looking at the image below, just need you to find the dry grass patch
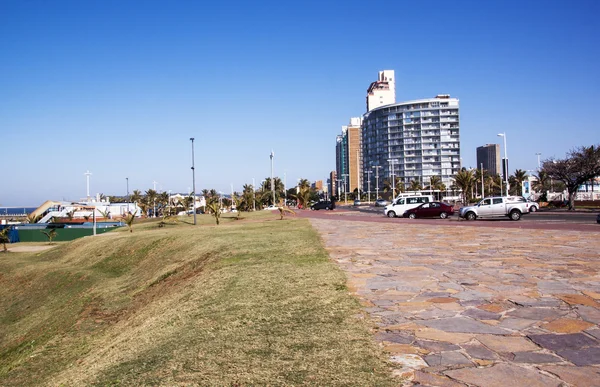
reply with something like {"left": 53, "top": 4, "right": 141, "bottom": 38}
{"left": 0, "top": 213, "right": 396, "bottom": 386}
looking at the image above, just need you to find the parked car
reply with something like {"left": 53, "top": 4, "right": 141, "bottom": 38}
{"left": 263, "top": 205, "right": 278, "bottom": 211}
{"left": 375, "top": 199, "right": 389, "bottom": 207}
{"left": 597, "top": 213, "right": 600, "bottom": 224}
{"left": 353, "top": 199, "right": 361, "bottom": 206}
{"left": 404, "top": 202, "right": 455, "bottom": 219}
{"left": 311, "top": 201, "right": 335, "bottom": 210}
{"left": 384, "top": 195, "right": 434, "bottom": 218}
{"left": 526, "top": 198, "right": 540, "bottom": 212}
{"left": 458, "top": 196, "right": 529, "bottom": 221}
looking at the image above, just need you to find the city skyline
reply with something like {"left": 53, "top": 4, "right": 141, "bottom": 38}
{"left": 1, "top": 1, "right": 599, "bottom": 206}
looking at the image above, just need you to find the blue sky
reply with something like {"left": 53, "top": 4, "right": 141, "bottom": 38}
{"left": 1, "top": 0, "right": 598, "bottom": 206}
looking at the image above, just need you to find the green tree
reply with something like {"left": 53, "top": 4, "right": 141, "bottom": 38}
{"left": 41, "top": 229, "right": 58, "bottom": 244}
{"left": 205, "top": 197, "right": 222, "bottom": 225}
{"left": 409, "top": 179, "right": 422, "bottom": 192}
{"left": 453, "top": 169, "right": 475, "bottom": 203}
{"left": 428, "top": 175, "right": 443, "bottom": 191}
{"left": 543, "top": 144, "right": 600, "bottom": 210}
{"left": 508, "top": 169, "right": 528, "bottom": 196}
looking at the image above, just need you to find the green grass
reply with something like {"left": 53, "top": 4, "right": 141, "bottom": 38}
{"left": 0, "top": 211, "right": 396, "bottom": 386}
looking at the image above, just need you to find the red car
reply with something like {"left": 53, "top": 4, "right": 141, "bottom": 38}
{"left": 403, "top": 202, "right": 454, "bottom": 219}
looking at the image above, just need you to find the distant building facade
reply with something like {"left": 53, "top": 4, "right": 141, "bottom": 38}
{"left": 335, "top": 117, "right": 362, "bottom": 193}
{"left": 366, "top": 70, "right": 395, "bottom": 112}
{"left": 361, "top": 95, "right": 460, "bottom": 191}
{"left": 329, "top": 171, "right": 337, "bottom": 198}
{"left": 476, "top": 144, "right": 501, "bottom": 176}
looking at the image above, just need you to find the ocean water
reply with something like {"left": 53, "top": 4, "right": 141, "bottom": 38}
{"left": 0, "top": 207, "right": 37, "bottom": 216}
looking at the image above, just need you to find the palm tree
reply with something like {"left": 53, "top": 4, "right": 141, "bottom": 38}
{"left": 124, "top": 212, "right": 135, "bottom": 232}
{"left": 41, "top": 229, "right": 58, "bottom": 244}
{"left": 130, "top": 190, "right": 142, "bottom": 205}
{"left": 510, "top": 169, "right": 528, "bottom": 196}
{"left": 453, "top": 169, "right": 475, "bottom": 203}
{"left": 429, "top": 175, "right": 443, "bottom": 191}
{"left": 409, "top": 179, "right": 422, "bottom": 192}
{"left": 145, "top": 189, "right": 158, "bottom": 217}
{"left": 157, "top": 191, "right": 169, "bottom": 217}
{"left": 294, "top": 178, "right": 312, "bottom": 209}
{"left": 205, "top": 197, "right": 221, "bottom": 225}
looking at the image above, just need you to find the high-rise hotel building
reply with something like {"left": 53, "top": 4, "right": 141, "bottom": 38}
{"left": 476, "top": 144, "right": 501, "bottom": 176}
{"left": 361, "top": 94, "right": 461, "bottom": 191}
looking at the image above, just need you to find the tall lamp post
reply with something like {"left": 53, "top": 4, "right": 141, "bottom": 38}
{"left": 497, "top": 133, "right": 508, "bottom": 196}
{"left": 388, "top": 159, "right": 397, "bottom": 197}
{"left": 190, "top": 137, "right": 197, "bottom": 225}
{"left": 366, "top": 170, "right": 373, "bottom": 203}
{"left": 84, "top": 170, "right": 92, "bottom": 201}
{"left": 356, "top": 149, "right": 361, "bottom": 200}
{"left": 126, "top": 177, "right": 129, "bottom": 213}
{"left": 372, "top": 166, "right": 382, "bottom": 200}
{"left": 252, "top": 177, "right": 256, "bottom": 211}
{"left": 270, "top": 151, "right": 275, "bottom": 206}
{"left": 342, "top": 174, "right": 349, "bottom": 204}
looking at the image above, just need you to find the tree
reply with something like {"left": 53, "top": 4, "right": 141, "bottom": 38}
{"left": 130, "top": 190, "right": 142, "bottom": 205}
{"left": 205, "top": 197, "right": 222, "bottom": 225}
{"left": 182, "top": 195, "right": 194, "bottom": 216}
{"left": 41, "top": 228, "right": 58, "bottom": 244}
{"left": 409, "top": 179, "right": 422, "bottom": 192}
{"left": 0, "top": 227, "right": 10, "bottom": 252}
{"left": 429, "top": 175, "right": 443, "bottom": 191}
{"left": 294, "top": 178, "right": 312, "bottom": 209}
{"left": 453, "top": 169, "right": 475, "bottom": 203}
{"left": 124, "top": 212, "right": 136, "bottom": 232}
{"left": 543, "top": 145, "right": 600, "bottom": 210}
{"left": 509, "top": 169, "right": 528, "bottom": 196}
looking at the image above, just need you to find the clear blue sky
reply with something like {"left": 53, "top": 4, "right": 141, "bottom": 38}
{"left": 1, "top": 0, "right": 598, "bottom": 206}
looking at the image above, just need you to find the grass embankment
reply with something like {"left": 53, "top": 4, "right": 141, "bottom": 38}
{"left": 0, "top": 212, "right": 395, "bottom": 386}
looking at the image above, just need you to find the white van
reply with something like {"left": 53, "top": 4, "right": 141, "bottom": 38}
{"left": 383, "top": 195, "right": 434, "bottom": 218}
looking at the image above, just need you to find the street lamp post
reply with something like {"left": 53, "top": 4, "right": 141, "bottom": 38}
{"left": 190, "top": 137, "right": 197, "bottom": 225}
{"left": 342, "top": 174, "right": 349, "bottom": 204}
{"left": 284, "top": 172, "right": 287, "bottom": 206}
{"left": 366, "top": 170, "right": 373, "bottom": 203}
{"left": 388, "top": 159, "right": 397, "bottom": 197}
{"left": 84, "top": 170, "right": 92, "bottom": 201}
{"left": 356, "top": 149, "right": 360, "bottom": 200}
{"left": 126, "top": 177, "right": 129, "bottom": 214}
{"left": 497, "top": 133, "right": 508, "bottom": 196}
{"left": 252, "top": 177, "right": 256, "bottom": 211}
{"left": 372, "top": 166, "right": 382, "bottom": 200}
{"left": 270, "top": 151, "right": 275, "bottom": 206}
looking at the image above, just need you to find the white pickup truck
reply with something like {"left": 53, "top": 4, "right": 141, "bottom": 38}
{"left": 458, "top": 196, "right": 530, "bottom": 221}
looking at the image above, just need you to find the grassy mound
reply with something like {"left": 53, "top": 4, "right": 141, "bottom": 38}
{"left": 0, "top": 213, "right": 395, "bottom": 386}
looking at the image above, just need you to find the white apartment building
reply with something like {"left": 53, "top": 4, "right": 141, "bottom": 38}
{"left": 366, "top": 70, "right": 395, "bottom": 112}
{"left": 361, "top": 94, "right": 461, "bottom": 191}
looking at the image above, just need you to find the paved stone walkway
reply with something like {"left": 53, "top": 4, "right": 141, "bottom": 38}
{"left": 310, "top": 218, "right": 600, "bottom": 386}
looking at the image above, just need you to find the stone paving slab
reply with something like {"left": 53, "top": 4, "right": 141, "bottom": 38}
{"left": 310, "top": 218, "right": 600, "bottom": 386}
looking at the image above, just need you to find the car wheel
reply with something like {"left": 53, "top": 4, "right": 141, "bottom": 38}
{"left": 387, "top": 211, "right": 396, "bottom": 218}
{"left": 466, "top": 212, "right": 476, "bottom": 221}
{"left": 510, "top": 210, "right": 521, "bottom": 221}
{"left": 529, "top": 206, "right": 537, "bottom": 213}
{"left": 439, "top": 212, "right": 448, "bottom": 219}
{"left": 408, "top": 213, "right": 416, "bottom": 219}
